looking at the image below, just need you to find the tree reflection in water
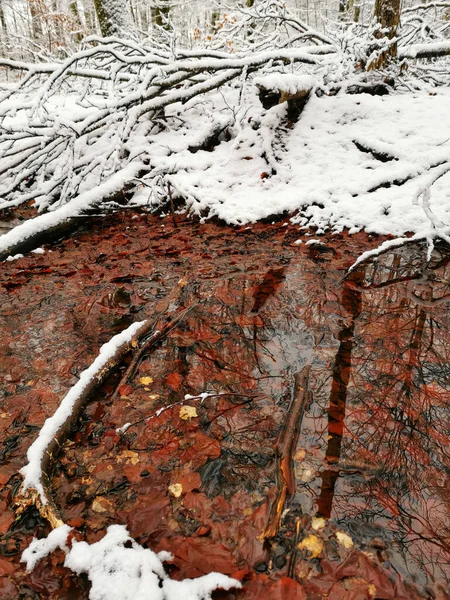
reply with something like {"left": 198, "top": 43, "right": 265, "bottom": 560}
{"left": 299, "top": 243, "right": 450, "bottom": 589}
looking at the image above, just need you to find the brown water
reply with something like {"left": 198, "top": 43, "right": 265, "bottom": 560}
{"left": 0, "top": 214, "right": 449, "bottom": 599}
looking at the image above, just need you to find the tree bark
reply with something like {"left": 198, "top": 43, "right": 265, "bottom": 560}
{"left": 69, "top": 0, "right": 85, "bottom": 42}
{"left": 0, "top": 0, "right": 7, "bottom": 38}
{"left": 371, "top": 0, "right": 401, "bottom": 68}
{"left": 28, "top": 0, "right": 44, "bottom": 41}
{"left": 93, "top": 0, "right": 135, "bottom": 38}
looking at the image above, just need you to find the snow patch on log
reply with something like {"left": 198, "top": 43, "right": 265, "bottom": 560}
{"left": 254, "top": 73, "right": 316, "bottom": 96}
{"left": 22, "top": 524, "right": 73, "bottom": 571}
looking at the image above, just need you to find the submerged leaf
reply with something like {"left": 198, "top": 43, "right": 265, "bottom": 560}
{"left": 180, "top": 406, "right": 198, "bottom": 420}
{"left": 297, "top": 535, "right": 323, "bottom": 559}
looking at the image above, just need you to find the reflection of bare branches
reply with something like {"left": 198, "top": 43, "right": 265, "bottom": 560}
{"left": 301, "top": 244, "right": 450, "bottom": 588}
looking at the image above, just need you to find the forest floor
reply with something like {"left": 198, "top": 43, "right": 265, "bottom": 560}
{"left": 1, "top": 211, "right": 450, "bottom": 599}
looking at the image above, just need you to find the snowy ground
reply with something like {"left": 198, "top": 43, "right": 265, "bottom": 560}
{"left": 139, "top": 86, "right": 450, "bottom": 236}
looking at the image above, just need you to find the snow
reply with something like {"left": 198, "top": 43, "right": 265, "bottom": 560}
{"left": 22, "top": 524, "right": 72, "bottom": 571}
{"left": 2, "top": 83, "right": 450, "bottom": 266}
{"left": 20, "top": 320, "right": 147, "bottom": 502}
{"left": 254, "top": 73, "right": 316, "bottom": 95}
{"left": 144, "top": 89, "right": 450, "bottom": 238}
{"left": 21, "top": 525, "right": 241, "bottom": 600}
{"left": 399, "top": 40, "right": 450, "bottom": 59}
{"left": 5, "top": 253, "right": 24, "bottom": 261}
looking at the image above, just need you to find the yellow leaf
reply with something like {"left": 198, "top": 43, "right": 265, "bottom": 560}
{"left": 117, "top": 450, "right": 139, "bottom": 465}
{"left": 311, "top": 517, "right": 326, "bottom": 531}
{"left": 180, "top": 405, "right": 198, "bottom": 420}
{"left": 293, "top": 448, "right": 306, "bottom": 461}
{"left": 140, "top": 376, "right": 153, "bottom": 386}
{"left": 92, "top": 496, "right": 113, "bottom": 514}
{"left": 336, "top": 531, "right": 353, "bottom": 548}
{"left": 297, "top": 534, "right": 323, "bottom": 559}
{"left": 168, "top": 483, "right": 183, "bottom": 498}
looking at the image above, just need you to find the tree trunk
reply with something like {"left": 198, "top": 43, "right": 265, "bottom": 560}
{"left": 339, "top": 0, "right": 348, "bottom": 20}
{"left": 69, "top": 0, "right": 85, "bottom": 42}
{"left": 374, "top": 0, "right": 401, "bottom": 35}
{"left": 0, "top": 0, "right": 7, "bottom": 39}
{"left": 371, "top": 0, "right": 401, "bottom": 69}
{"left": 152, "top": 1, "right": 171, "bottom": 32}
{"left": 93, "top": 0, "right": 135, "bottom": 38}
{"left": 29, "top": 0, "right": 44, "bottom": 41}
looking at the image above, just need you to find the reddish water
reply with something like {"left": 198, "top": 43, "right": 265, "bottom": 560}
{"left": 0, "top": 213, "right": 449, "bottom": 599}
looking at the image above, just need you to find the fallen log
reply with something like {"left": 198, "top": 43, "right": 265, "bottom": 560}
{"left": 254, "top": 74, "right": 315, "bottom": 119}
{"left": 0, "top": 162, "right": 145, "bottom": 261}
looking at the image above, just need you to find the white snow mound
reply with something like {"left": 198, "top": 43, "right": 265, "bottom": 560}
{"left": 22, "top": 525, "right": 241, "bottom": 600}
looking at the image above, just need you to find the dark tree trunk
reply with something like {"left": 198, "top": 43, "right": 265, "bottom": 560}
{"left": 152, "top": 1, "right": 171, "bottom": 31}
{"left": 29, "top": 0, "right": 44, "bottom": 41}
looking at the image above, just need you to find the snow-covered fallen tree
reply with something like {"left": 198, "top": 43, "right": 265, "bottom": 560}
{"left": 1, "top": 0, "right": 450, "bottom": 262}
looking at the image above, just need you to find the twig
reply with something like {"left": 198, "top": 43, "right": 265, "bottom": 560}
{"left": 261, "top": 365, "right": 311, "bottom": 540}
{"left": 167, "top": 181, "right": 178, "bottom": 228}
{"left": 110, "top": 303, "right": 195, "bottom": 405}
{"left": 117, "top": 392, "right": 262, "bottom": 434}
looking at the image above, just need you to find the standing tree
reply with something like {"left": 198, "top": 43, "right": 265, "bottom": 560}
{"left": 371, "top": 0, "right": 401, "bottom": 68}
{"left": 152, "top": 0, "right": 172, "bottom": 32}
{"left": 93, "top": 0, "right": 135, "bottom": 37}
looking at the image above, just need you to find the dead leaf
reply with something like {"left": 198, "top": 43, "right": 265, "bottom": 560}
{"left": 140, "top": 376, "right": 153, "bottom": 386}
{"left": 336, "top": 530, "right": 353, "bottom": 548}
{"left": 92, "top": 496, "right": 114, "bottom": 514}
{"left": 166, "top": 372, "right": 183, "bottom": 391}
{"left": 368, "top": 584, "right": 377, "bottom": 598}
{"left": 180, "top": 405, "right": 198, "bottom": 420}
{"left": 117, "top": 450, "right": 139, "bottom": 465}
{"left": 293, "top": 448, "right": 306, "bottom": 461}
{"left": 311, "top": 517, "right": 326, "bottom": 531}
{"left": 169, "top": 483, "right": 183, "bottom": 498}
{"left": 297, "top": 534, "right": 323, "bottom": 559}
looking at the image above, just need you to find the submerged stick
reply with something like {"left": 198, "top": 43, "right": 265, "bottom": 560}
{"left": 261, "top": 365, "right": 311, "bottom": 540}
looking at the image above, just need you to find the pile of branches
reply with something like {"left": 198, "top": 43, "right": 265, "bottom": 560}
{"left": 0, "top": 32, "right": 330, "bottom": 259}
{"left": 1, "top": 0, "right": 450, "bottom": 260}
